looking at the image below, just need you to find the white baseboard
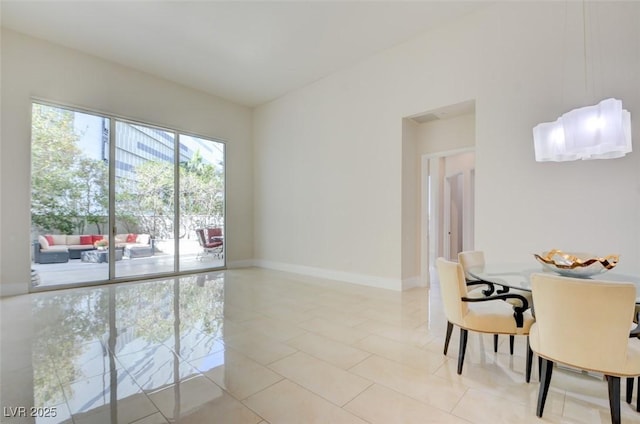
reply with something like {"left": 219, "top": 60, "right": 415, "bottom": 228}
{"left": 402, "top": 276, "right": 424, "bottom": 290}
{"left": 231, "top": 259, "right": 422, "bottom": 291}
{"left": 254, "top": 259, "right": 403, "bottom": 291}
{"left": 1, "top": 281, "right": 28, "bottom": 297}
{"left": 226, "top": 259, "right": 257, "bottom": 269}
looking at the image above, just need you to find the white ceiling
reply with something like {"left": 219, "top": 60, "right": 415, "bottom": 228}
{"left": 1, "top": 1, "right": 489, "bottom": 107}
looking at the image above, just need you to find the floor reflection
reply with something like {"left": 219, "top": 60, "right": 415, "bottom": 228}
{"left": 7, "top": 272, "right": 226, "bottom": 424}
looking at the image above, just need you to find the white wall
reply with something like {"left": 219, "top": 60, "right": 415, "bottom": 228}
{"left": 0, "top": 29, "right": 254, "bottom": 296}
{"left": 253, "top": 1, "right": 640, "bottom": 289}
{"left": 475, "top": 2, "right": 640, "bottom": 271}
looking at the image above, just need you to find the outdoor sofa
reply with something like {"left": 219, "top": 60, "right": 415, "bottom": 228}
{"left": 34, "top": 233, "right": 154, "bottom": 264}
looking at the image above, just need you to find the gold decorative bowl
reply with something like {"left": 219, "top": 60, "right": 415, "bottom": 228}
{"left": 534, "top": 249, "right": 619, "bottom": 278}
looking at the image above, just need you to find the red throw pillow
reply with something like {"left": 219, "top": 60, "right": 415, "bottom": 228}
{"left": 92, "top": 235, "right": 104, "bottom": 243}
{"left": 45, "top": 235, "right": 55, "bottom": 245}
{"left": 126, "top": 233, "right": 137, "bottom": 243}
{"left": 80, "top": 235, "right": 93, "bottom": 245}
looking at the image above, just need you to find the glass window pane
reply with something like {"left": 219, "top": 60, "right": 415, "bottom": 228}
{"left": 31, "top": 103, "right": 110, "bottom": 287}
{"left": 30, "top": 103, "right": 226, "bottom": 291}
{"left": 115, "top": 121, "right": 175, "bottom": 278}
{"left": 178, "top": 134, "right": 225, "bottom": 271}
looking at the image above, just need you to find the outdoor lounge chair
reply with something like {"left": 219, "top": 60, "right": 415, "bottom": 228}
{"left": 195, "top": 228, "right": 223, "bottom": 260}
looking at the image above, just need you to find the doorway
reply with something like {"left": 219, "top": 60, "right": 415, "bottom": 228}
{"left": 403, "top": 99, "right": 476, "bottom": 288}
{"left": 422, "top": 150, "right": 476, "bottom": 285}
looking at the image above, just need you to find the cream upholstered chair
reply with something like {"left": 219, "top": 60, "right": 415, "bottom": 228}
{"left": 436, "top": 258, "right": 535, "bottom": 380}
{"left": 454, "top": 250, "right": 503, "bottom": 355}
{"left": 458, "top": 250, "right": 534, "bottom": 355}
{"left": 530, "top": 273, "right": 640, "bottom": 424}
{"left": 458, "top": 250, "right": 492, "bottom": 289}
{"left": 626, "top": 311, "right": 640, "bottom": 411}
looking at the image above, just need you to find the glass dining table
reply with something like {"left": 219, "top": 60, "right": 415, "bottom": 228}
{"left": 467, "top": 263, "right": 640, "bottom": 304}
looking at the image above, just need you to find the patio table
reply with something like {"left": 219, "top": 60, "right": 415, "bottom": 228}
{"left": 80, "top": 248, "right": 124, "bottom": 263}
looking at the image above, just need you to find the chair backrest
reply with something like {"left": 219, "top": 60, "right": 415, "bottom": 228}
{"left": 207, "top": 227, "right": 222, "bottom": 238}
{"left": 530, "top": 273, "right": 636, "bottom": 373}
{"left": 436, "top": 258, "right": 470, "bottom": 327}
{"left": 195, "top": 229, "right": 207, "bottom": 247}
{"left": 458, "top": 251, "right": 485, "bottom": 281}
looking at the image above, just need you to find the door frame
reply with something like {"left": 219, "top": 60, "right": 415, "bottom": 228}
{"left": 420, "top": 147, "right": 475, "bottom": 287}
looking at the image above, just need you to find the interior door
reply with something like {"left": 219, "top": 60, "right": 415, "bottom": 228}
{"left": 448, "top": 173, "right": 464, "bottom": 259}
{"left": 444, "top": 172, "right": 463, "bottom": 260}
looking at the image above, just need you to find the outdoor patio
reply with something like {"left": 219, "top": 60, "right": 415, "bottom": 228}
{"left": 32, "top": 239, "right": 224, "bottom": 288}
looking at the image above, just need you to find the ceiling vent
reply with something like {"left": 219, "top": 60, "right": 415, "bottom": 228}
{"left": 409, "top": 100, "right": 476, "bottom": 124}
{"left": 411, "top": 113, "right": 440, "bottom": 124}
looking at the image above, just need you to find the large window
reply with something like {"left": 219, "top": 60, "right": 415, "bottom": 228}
{"left": 30, "top": 102, "right": 225, "bottom": 289}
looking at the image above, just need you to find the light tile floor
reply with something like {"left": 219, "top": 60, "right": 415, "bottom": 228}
{"left": 2, "top": 267, "right": 640, "bottom": 423}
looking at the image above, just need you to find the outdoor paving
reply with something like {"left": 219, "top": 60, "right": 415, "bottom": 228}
{"left": 32, "top": 252, "right": 224, "bottom": 288}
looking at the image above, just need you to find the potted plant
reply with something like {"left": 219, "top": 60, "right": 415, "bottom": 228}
{"left": 94, "top": 239, "right": 108, "bottom": 250}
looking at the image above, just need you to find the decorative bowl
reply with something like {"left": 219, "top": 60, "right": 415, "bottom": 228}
{"left": 533, "top": 249, "right": 619, "bottom": 278}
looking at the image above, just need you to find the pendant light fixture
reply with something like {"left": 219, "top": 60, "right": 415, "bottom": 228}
{"left": 534, "top": 98, "right": 632, "bottom": 161}
{"left": 533, "top": 3, "right": 632, "bottom": 162}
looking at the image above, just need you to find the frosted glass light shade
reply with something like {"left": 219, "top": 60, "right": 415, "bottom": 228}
{"left": 533, "top": 117, "right": 573, "bottom": 161}
{"left": 533, "top": 98, "right": 632, "bottom": 162}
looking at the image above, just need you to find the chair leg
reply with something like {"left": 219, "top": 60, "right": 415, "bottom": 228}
{"left": 493, "top": 334, "right": 498, "bottom": 353}
{"left": 627, "top": 377, "right": 634, "bottom": 404}
{"left": 607, "top": 375, "right": 621, "bottom": 424}
{"left": 444, "top": 321, "right": 454, "bottom": 355}
{"left": 457, "top": 328, "right": 468, "bottom": 375}
{"left": 538, "top": 356, "right": 542, "bottom": 381}
{"left": 525, "top": 337, "right": 533, "bottom": 383}
{"left": 537, "top": 358, "right": 554, "bottom": 418}
{"left": 509, "top": 335, "right": 514, "bottom": 355}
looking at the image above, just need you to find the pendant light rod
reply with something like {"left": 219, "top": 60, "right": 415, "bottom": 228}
{"left": 582, "top": 0, "right": 588, "bottom": 95}
{"left": 532, "top": 3, "right": 633, "bottom": 162}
